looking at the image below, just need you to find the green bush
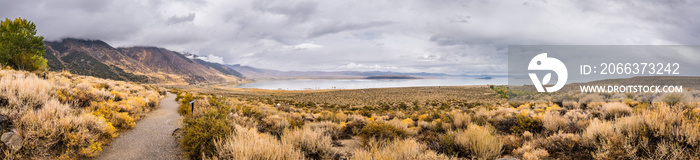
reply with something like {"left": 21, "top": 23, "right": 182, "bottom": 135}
{"left": 177, "top": 93, "right": 194, "bottom": 115}
{"left": 437, "top": 133, "right": 460, "bottom": 157}
{"left": 181, "top": 106, "right": 232, "bottom": 159}
{"left": 0, "top": 18, "right": 47, "bottom": 71}
{"left": 511, "top": 113, "right": 544, "bottom": 134}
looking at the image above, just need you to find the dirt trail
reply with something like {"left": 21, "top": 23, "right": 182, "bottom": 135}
{"left": 93, "top": 92, "right": 182, "bottom": 160}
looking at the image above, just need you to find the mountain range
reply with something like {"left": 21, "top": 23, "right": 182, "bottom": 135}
{"left": 42, "top": 38, "right": 497, "bottom": 84}
{"left": 43, "top": 38, "right": 241, "bottom": 84}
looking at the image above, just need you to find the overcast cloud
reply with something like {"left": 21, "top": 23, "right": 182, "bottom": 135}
{"left": 1, "top": 0, "right": 699, "bottom": 74}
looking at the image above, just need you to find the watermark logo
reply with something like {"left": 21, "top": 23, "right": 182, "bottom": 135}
{"left": 528, "top": 53, "right": 568, "bottom": 92}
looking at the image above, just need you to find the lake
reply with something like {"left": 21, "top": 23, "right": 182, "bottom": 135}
{"left": 233, "top": 78, "right": 506, "bottom": 90}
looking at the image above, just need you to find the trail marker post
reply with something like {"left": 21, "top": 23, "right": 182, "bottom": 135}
{"left": 189, "top": 100, "right": 196, "bottom": 114}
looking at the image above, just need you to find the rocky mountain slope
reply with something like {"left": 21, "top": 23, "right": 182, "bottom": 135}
{"left": 43, "top": 38, "right": 240, "bottom": 84}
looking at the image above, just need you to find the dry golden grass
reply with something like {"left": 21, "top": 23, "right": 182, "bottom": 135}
{"left": 352, "top": 138, "right": 451, "bottom": 160}
{"left": 543, "top": 111, "right": 568, "bottom": 133}
{"left": 281, "top": 126, "right": 334, "bottom": 159}
{"left": 0, "top": 68, "right": 163, "bottom": 159}
{"left": 212, "top": 125, "right": 304, "bottom": 160}
{"left": 513, "top": 144, "right": 549, "bottom": 160}
{"left": 453, "top": 124, "right": 503, "bottom": 159}
{"left": 601, "top": 102, "right": 632, "bottom": 119}
{"left": 450, "top": 110, "right": 471, "bottom": 130}
{"left": 304, "top": 121, "right": 343, "bottom": 140}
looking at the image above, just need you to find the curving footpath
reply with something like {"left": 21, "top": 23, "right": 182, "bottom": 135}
{"left": 93, "top": 92, "right": 182, "bottom": 160}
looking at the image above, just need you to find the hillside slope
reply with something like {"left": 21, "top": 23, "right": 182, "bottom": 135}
{"left": 43, "top": 38, "right": 240, "bottom": 84}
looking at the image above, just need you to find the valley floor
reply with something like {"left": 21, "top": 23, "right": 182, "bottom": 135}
{"left": 168, "top": 85, "right": 700, "bottom": 159}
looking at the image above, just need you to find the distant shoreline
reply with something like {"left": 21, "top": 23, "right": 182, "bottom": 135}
{"left": 364, "top": 75, "right": 421, "bottom": 79}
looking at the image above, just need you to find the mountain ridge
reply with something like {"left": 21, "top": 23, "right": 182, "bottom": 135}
{"left": 43, "top": 38, "right": 240, "bottom": 84}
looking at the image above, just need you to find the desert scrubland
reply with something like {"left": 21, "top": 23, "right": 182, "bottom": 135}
{"left": 172, "top": 85, "right": 700, "bottom": 159}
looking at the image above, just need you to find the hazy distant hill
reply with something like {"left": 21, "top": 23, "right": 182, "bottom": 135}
{"left": 227, "top": 64, "right": 494, "bottom": 79}
{"left": 365, "top": 75, "right": 421, "bottom": 79}
{"left": 44, "top": 38, "right": 240, "bottom": 84}
{"left": 226, "top": 64, "right": 367, "bottom": 79}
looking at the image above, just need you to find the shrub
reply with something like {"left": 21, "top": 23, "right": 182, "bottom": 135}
{"left": 513, "top": 145, "right": 549, "bottom": 160}
{"left": 341, "top": 118, "right": 366, "bottom": 138}
{"left": 347, "top": 114, "right": 366, "bottom": 122}
{"left": 562, "top": 110, "right": 590, "bottom": 133}
{"left": 511, "top": 112, "right": 543, "bottom": 134}
{"left": 453, "top": 124, "right": 503, "bottom": 159}
{"left": 451, "top": 110, "right": 471, "bottom": 130}
{"left": 213, "top": 125, "right": 304, "bottom": 159}
{"left": 582, "top": 118, "right": 614, "bottom": 145}
{"left": 18, "top": 101, "right": 116, "bottom": 158}
{"left": 435, "top": 132, "right": 460, "bottom": 156}
{"left": 662, "top": 94, "right": 682, "bottom": 106}
{"left": 73, "top": 88, "right": 96, "bottom": 108}
{"left": 387, "top": 117, "right": 417, "bottom": 136}
{"left": 474, "top": 107, "right": 518, "bottom": 133}
{"left": 580, "top": 94, "right": 605, "bottom": 108}
{"left": 601, "top": 102, "right": 632, "bottom": 120}
{"left": 562, "top": 100, "right": 580, "bottom": 109}
{"left": 111, "top": 112, "right": 135, "bottom": 129}
{"left": 0, "top": 72, "right": 52, "bottom": 109}
{"left": 352, "top": 138, "right": 451, "bottom": 160}
{"left": 304, "top": 121, "right": 342, "bottom": 140}
{"left": 417, "top": 120, "right": 433, "bottom": 132}
{"left": 260, "top": 115, "right": 290, "bottom": 136}
{"left": 281, "top": 127, "right": 333, "bottom": 159}
{"left": 359, "top": 122, "right": 407, "bottom": 145}
{"left": 177, "top": 93, "right": 195, "bottom": 115}
{"left": 334, "top": 112, "right": 348, "bottom": 123}
{"left": 542, "top": 132, "right": 587, "bottom": 159}
{"left": 543, "top": 111, "right": 568, "bottom": 133}
{"left": 181, "top": 106, "right": 233, "bottom": 159}
{"left": 501, "top": 134, "right": 523, "bottom": 155}
{"left": 401, "top": 118, "right": 415, "bottom": 127}
{"left": 490, "top": 85, "right": 509, "bottom": 99}
{"left": 288, "top": 117, "right": 305, "bottom": 129}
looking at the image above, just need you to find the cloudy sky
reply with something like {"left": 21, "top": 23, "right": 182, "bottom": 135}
{"left": 1, "top": 0, "right": 698, "bottom": 75}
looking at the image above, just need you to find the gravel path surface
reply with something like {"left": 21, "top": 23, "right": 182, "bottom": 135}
{"left": 93, "top": 92, "right": 182, "bottom": 160}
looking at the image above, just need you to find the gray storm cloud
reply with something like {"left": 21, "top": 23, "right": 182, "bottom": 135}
{"left": 167, "top": 13, "right": 196, "bottom": 24}
{"left": 1, "top": 0, "right": 699, "bottom": 74}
